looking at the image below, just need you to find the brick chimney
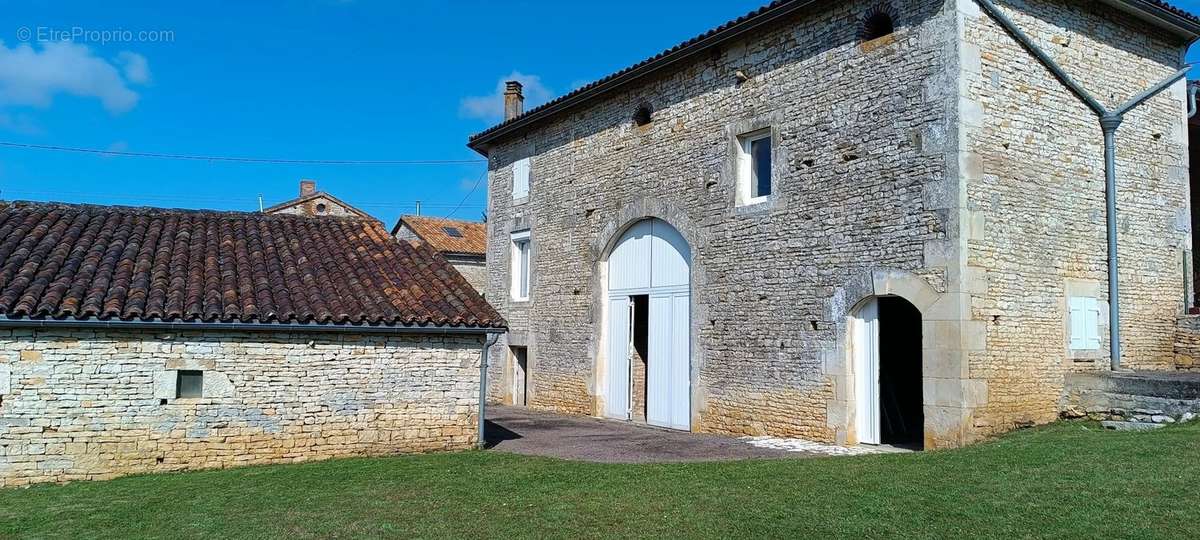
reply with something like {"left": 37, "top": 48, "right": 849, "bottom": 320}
{"left": 300, "top": 179, "right": 316, "bottom": 197}
{"left": 503, "top": 81, "right": 524, "bottom": 121}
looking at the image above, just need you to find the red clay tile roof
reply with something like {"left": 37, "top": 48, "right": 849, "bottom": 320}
{"left": 394, "top": 215, "right": 486, "bottom": 257}
{"left": 0, "top": 201, "right": 503, "bottom": 329}
{"left": 467, "top": 0, "right": 1200, "bottom": 152}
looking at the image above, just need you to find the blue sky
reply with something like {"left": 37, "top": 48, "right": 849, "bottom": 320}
{"left": 1, "top": 0, "right": 1199, "bottom": 228}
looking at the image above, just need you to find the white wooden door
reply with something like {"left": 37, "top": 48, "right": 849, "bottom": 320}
{"left": 606, "top": 296, "right": 632, "bottom": 420}
{"left": 511, "top": 348, "right": 527, "bottom": 406}
{"left": 854, "top": 298, "right": 881, "bottom": 445}
{"left": 606, "top": 218, "right": 691, "bottom": 429}
{"left": 647, "top": 291, "right": 690, "bottom": 430}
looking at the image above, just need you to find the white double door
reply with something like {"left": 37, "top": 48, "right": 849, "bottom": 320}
{"left": 606, "top": 291, "right": 690, "bottom": 430}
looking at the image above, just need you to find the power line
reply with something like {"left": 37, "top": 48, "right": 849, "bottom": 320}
{"left": 0, "top": 141, "right": 486, "bottom": 166}
{"left": 445, "top": 169, "right": 487, "bottom": 219}
{"left": 2, "top": 189, "right": 485, "bottom": 209}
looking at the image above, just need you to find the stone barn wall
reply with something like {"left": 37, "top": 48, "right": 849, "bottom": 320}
{"left": 1175, "top": 315, "right": 1200, "bottom": 372}
{"left": 962, "top": 0, "right": 1191, "bottom": 435}
{"left": 0, "top": 328, "right": 483, "bottom": 487}
{"left": 484, "top": 0, "right": 962, "bottom": 444}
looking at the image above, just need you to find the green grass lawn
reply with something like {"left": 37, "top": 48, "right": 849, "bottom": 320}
{"left": 2, "top": 421, "right": 1198, "bottom": 539}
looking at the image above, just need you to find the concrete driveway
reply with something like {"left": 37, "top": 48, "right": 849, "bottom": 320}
{"left": 484, "top": 405, "right": 799, "bottom": 463}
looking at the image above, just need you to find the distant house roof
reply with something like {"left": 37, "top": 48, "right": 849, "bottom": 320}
{"left": 263, "top": 179, "right": 376, "bottom": 221}
{"left": 392, "top": 215, "right": 487, "bottom": 258}
{"left": 466, "top": 0, "right": 1200, "bottom": 154}
{"left": 0, "top": 202, "right": 503, "bottom": 330}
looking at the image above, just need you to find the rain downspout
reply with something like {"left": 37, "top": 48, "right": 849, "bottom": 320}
{"left": 973, "top": 0, "right": 1194, "bottom": 371}
{"left": 478, "top": 332, "right": 500, "bottom": 449}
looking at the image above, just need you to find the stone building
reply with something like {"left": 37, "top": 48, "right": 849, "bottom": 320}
{"left": 393, "top": 215, "right": 488, "bottom": 294}
{"left": 0, "top": 202, "right": 503, "bottom": 486}
{"left": 264, "top": 179, "right": 375, "bottom": 220}
{"left": 468, "top": 0, "right": 1200, "bottom": 449}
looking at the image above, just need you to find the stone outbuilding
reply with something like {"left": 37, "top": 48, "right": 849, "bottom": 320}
{"left": 0, "top": 201, "right": 504, "bottom": 486}
{"left": 468, "top": 0, "right": 1200, "bottom": 449}
{"left": 393, "top": 215, "right": 488, "bottom": 295}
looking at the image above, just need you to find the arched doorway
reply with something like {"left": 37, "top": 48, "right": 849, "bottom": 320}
{"left": 603, "top": 218, "right": 691, "bottom": 430}
{"left": 853, "top": 295, "right": 924, "bottom": 448}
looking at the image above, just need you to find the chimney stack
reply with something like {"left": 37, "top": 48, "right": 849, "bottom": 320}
{"left": 300, "top": 179, "right": 316, "bottom": 197}
{"left": 503, "top": 81, "right": 524, "bottom": 121}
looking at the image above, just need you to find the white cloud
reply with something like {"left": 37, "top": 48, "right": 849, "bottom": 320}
{"left": 459, "top": 71, "right": 553, "bottom": 121}
{"left": 0, "top": 40, "right": 149, "bottom": 114}
{"left": 116, "top": 51, "right": 151, "bottom": 85}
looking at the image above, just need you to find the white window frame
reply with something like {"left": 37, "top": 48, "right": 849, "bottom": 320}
{"left": 512, "top": 157, "right": 531, "bottom": 201}
{"left": 736, "top": 128, "right": 773, "bottom": 206}
{"left": 1068, "top": 296, "right": 1101, "bottom": 351}
{"left": 510, "top": 230, "right": 531, "bottom": 301}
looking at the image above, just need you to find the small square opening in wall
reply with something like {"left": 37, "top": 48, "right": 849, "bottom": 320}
{"left": 736, "top": 128, "right": 772, "bottom": 205}
{"left": 176, "top": 370, "right": 203, "bottom": 398}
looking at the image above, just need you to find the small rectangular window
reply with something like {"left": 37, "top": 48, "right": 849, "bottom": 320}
{"left": 511, "top": 231, "right": 531, "bottom": 301}
{"left": 177, "top": 370, "right": 203, "bottom": 398}
{"left": 737, "top": 129, "right": 772, "bottom": 205}
{"left": 1068, "top": 297, "right": 1101, "bottom": 351}
{"left": 512, "top": 158, "right": 531, "bottom": 200}
{"left": 443, "top": 226, "right": 463, "bottom": 238}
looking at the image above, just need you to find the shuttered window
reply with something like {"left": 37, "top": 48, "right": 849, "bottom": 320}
{"left": 1069, "top": 297, "right": 1101, "bottom": 350}
{"left": 512, "top": 158, "right": 531, "bottom": 200}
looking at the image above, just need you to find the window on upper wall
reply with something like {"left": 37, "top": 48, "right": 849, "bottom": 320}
{"left": 736, "top": 128, "right": 773, "bottom": 206}
{"left": 512, "top": 157, "right": 531, "bottom": 200}
{"left": 1068, "top": 297, "right": 1101, "bottom": 351}
{"left": 511, "top": 231, "right": 531, "bottom": 301}
{"left": 176, "top": 370, "right": 204, "bottom": 398}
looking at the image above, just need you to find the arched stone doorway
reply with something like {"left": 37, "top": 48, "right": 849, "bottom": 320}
{"left": 602, "top": 218, "right": 692, "bottom": 430}
{"left": 852, "top": 295, "right": 924, "bottom": 448}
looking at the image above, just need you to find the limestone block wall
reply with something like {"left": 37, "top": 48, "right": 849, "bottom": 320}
{"left": 0, "top": 328, "right": 483, "bottom": 487}
{"left": 1175, "top": 315, "right": 1200, "bottom": 372}
{"left": 962, "top": 0, "right": 1191, "bottom": 434}
{"left": 447, "top": 257, "right": 488, "bottom": 296}
{"left": 485, "top": 0, "right": 959, "bottom": 443}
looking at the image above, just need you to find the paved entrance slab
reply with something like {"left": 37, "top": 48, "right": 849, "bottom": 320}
{"left": 485, "top": 405, "right": 884, "bottom": 463}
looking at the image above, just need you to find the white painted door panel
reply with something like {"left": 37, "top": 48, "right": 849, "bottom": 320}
{"left": 609, "top": 220, "right": 653, "bottom": 292}
{"left": 606, "top": 297, "right": 631, "bottom": 420}
{"left": 854, "top": 299, "right": 880, "bottom": 445}
{"left": 647, "top": 292, "right": 690, "bottom": 430}
{"left": 649, "top": 221, "right": 691, "bottom": 289}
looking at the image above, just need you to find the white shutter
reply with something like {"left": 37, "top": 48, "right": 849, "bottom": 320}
{"left": 1068, "top": 297, "right": 1087, "bottom": 350}
{"left": 512, "top": 158, "right": 530, "bottom": 199}
{"left": 1083, "top": 298, "right": 1101, "bottom": 350}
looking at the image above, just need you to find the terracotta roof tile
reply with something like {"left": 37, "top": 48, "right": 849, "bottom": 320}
{"left": 0, "top": 201, "right": 504, "bottom": 329}
{"left": 395, "top": 215, "right": 486, "bottom": 257}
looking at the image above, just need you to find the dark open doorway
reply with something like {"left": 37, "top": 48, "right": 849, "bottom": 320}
{"left": 878, "top": 296, "right": 924, "bottom": 448}
{"left": 630, "top": 295, "right": 649, "bottom": 422}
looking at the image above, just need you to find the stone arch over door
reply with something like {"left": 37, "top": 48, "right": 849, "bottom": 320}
{"left": 589, "top": 198, "right": 704, "bottom": 430}
{"left": 826, "top": 269, "right": 985, "bottom": 449}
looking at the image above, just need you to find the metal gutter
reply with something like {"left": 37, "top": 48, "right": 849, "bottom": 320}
{"left": 0, "top": 316, "right": 505, "bottom": 335}
{"left": 974, "top": 0, "right": 1196, "bottom": 371}
{"left": 1099, "top": 0, "right": 1200, "bottom": 40}
{"left": 477, "top": 332, "right": 500, "bottom": 449}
